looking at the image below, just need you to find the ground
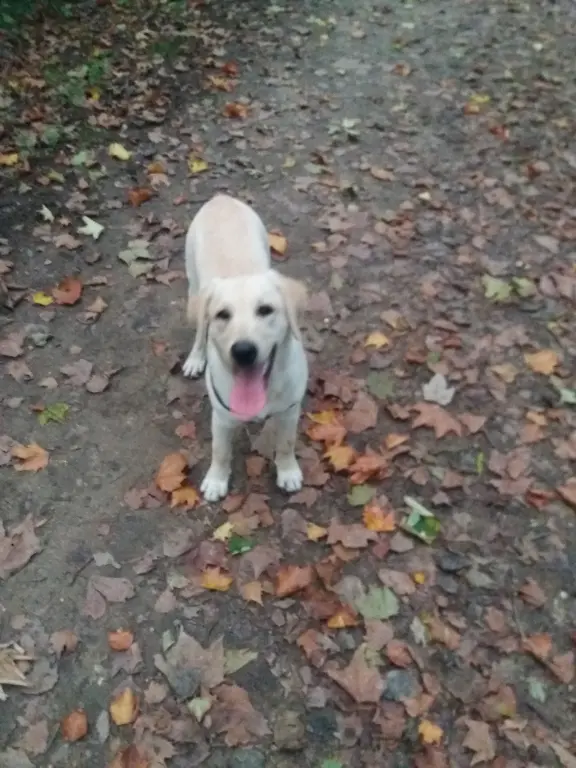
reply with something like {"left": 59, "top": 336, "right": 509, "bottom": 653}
{"left": 1, "top": 0, "right": 576, "bottom": 766}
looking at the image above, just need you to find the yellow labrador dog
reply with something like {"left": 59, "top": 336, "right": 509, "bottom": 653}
{"left": 183, "top": 195, "right": 308, "bottom": 501}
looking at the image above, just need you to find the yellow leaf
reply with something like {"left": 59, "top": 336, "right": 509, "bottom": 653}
{"left": 307, "top": 410, "right": 340, "bottom": 425}
{"left": 418, "top": 719, "right": 443, "bottom": 745}
{"left": 268, "top": 232, "right": 287, "bottom": 255}
{"left": 282, "top": 156, "right": 296, "bottom": 168}
{"left": 524, "top": 349, "right": 559, "bottom": 375}
{"left": 170, "top": 485, "right": 200, "bottom": 510}
{"left": 188, "top": 154, "right": 208, "bottom": 174}
{"left": 327, "top": 606, "right": 359, "bottom": 629}
{"left": 201, "top": 567, "right": 233, "bottom": 592}
{"left": 324, "top": 444, "right": 356, "bottom": 471}
{"left": 0, "top": 152, "right": 19, "bottom": 167}
{"left": 470, "top": 93, "right": 491, "bottom": 105}
{"left": 108, "top": 143, "right": 132, "bottom": 161}
{"left": 213, "top": 521, "right": 234, "bottom": 542}
{"left": 384, "top": 433, "right": 409, "bottom": 450}
{"left": 240, "top": 580, "right": 263, "bottom": 605}
{"left": 12, "top": 443, "right": 49, "bottom": 472}
{"left": 364, "top": 331, "right": 390, "bottom": 349}
{"left": 412, "top": 571, "right": 426, "bottom": 585}
{"left": 306, "top": 523, "right": 328, "bottom": 541}
{"left": 86, "top": 86, "right": 101, "bottom": 101}
{"left": 32, "top": 291, "right": 54, "bottom": 306}
{"left": 362, "top": 502, "right": 396, "bottom": 532}
{"left": 109, "top": 688, "right": 138, "bottom": 725}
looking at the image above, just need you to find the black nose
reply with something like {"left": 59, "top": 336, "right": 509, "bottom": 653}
{"left": 231, "top": 340, "right": 258, "bottom": 368}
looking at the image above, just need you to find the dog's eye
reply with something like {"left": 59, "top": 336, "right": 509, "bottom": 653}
{"left": 256, "top": 304, "right": 274, "bottom": 317}
{"left": 215, "top": 309, "right": 231, "bottom": 321}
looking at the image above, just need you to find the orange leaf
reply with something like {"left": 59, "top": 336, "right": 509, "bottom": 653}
{"left": 524, "top": 349, "right": 559, "bottom": 375}
{"left": 324, "top": 444, "right": 356, "bottom": 471}
{"left": 307, "top": 422, "right": 347, "bottom": 446}
{"left": 223, "top": 102, "right": 249, "bottom": 118}
{"left": 12, "top": 442, "right": 49, "bottom": 472}
{"left": 384, "top": 433, "right": 409, "bottom": 450}
{"left": 306, "top": 523, "right": 328, "bottom": 542}
{"left": 362, "top": 502, "right": 396, "bottom": 532}
{"left": 523, "top": 633, "right": 552, "bottom": 660}
{"left": 155, "top": 452, "right": 187, "bottom": 492}
{"left": 348, "top": 453, "right": 389, "bottom": 484}
{"left": 240, "top": 580, "right": 263, "bottom": 605}
{"left": 418, "top": 719, "right": 443, "bottom": 745}
{"left": 307, "top": 410, "right": 340, "bottom": 425}
{"left": 327, "top": 606, "right": 359, "bottom": 629}
{"left": 108, "top": 745, "right": 150, "bottom": 768}
{"left": 170, "top": 485, "right": 200, "bottom": 510}
{"left": 108, "top": 629, "right": 134, "bottom": 651}
{"left": 221, "top": 61, "right": 239, "bottom": 76}
{"left": 110, "top": 688, "right": 138, "bottom": 726}
{"left": 268, "top": 232, "right": 287, "bottom": 255}
{"left": 206, "top": 74, "right": 234, "bottom": 92}
{"left": 61, "top": 710, "right": 88, "bottom": 741}
{"left": 276, "top": 564, "right": 314, "bottom": 597}
{"left": 127, "top": 187, "right": 153, "bottom": 207}
{"left": 52, "top": 276, "right": 83, "bottom": 305}
{"left": 147, "top": 161, "right": 165, "bottom": 174}
{"left": 201, "top": 567, "right": 233, "bottom": 592}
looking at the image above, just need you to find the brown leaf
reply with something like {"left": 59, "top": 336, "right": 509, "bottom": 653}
{"left": 154, "top": 630, "right": 225, "bottom": 691}
{"left": 211, "top": 683, "right": 270, "bottom": 746}
{"left": 386, "top": 639, "right": 413, "bottom": 668}
{"left": 170, "top": 485, "right": 200, "bottom": 510}
{"left": 276, "top": 564, "right": 314, "bottom": 597}
{"left": 348, "top": 452, "right": 389, "bottom": 484}
{"left": 52, "top": 276, "right": 83, "bottom": 305}
{"left": 519, "top": 577, "right": 546, "bottom": 607}
{"left": 155, "top": 452, "right": 187, "bottom": 492}
{"left": 110, "top": 688, "right": 138, "bottom": 725}
{"left": 268, "top": 231, "right": 287, "bottom": 256}
{"left": 523, "top": 632, "right": 552, "bottom": 660}
{"left": 327, "top": 519, "right": 378, "bottom": 549}
{"left": 61, "top": 710, "right": 88, "bottom": 742}
{"left": 548, "top": 651, "right": 574, "bottom": 684}
{"left": 363, "top": 501, "right": 396, "bottom": 532}
{"left": 240, "top": 581, "right": 263, "bottom": 605}
{"left": 327, "top": 644, "right": 384, "bottom": 703}
{"left": 108, "top": 745, "right": 150, "bottom": 768}
{"left": 462, "top": 720, "right": 495, "bottom": 765}
{"left": 223, "top": 102, "right": 249, "bottom": 118}
{"left": 108, "top": 629, "right": 134, "bottom": 651}
{"left": 412, "top": 403, "right": 463, "bottom": 439}
{"left": 425, "top": 614, "right": 461, "bottom": 650}
{"left": 0, "top": 330, "right": 24, "bottom": 358}
{"left": 324, "top": 444, "right": 357, "bottom": 471}
{"left": 175, "top": 421, "right": 197, "bottom": 440}
{"left": 524, "top": 349, "right": 559, "bottom": 375}
{"left": 83, "top": 580, "right": 107, "bottom": 619}
{"left": 11, "top": 443, "right": 49, "bottom": 472}
{"left": 550, "top": 742, "right": 576, "bottom": 768}
{"left": 50, "top": 629, "right": 79, "bottom": 658}
{"left": 91, "top": 575, "right": 135, "bottom": 603}
{"left": 0, "top": 515, "right": 42, "bottom": 579}
{"left": 128, "top": 188, "right": 154, "bottom": 207}
{"left": 558, "top": 479, "right": 576, "bottom": 510}
{"left": 344, "top": 391, "right": 378, "bottom": 433}
{"left": 378, "top": 568, "right": 416, "bottom": 596}
{"left": 16, "top": 720, "right": 49, "bottom": 756}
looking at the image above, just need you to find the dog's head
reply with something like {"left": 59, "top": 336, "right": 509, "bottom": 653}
{"left": 189, "top": 269, "right": 307, "bottom": 418}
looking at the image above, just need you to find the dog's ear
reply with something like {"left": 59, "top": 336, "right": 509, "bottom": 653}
{"left": 274, "top": 272, "right": 308, "bottom": 340}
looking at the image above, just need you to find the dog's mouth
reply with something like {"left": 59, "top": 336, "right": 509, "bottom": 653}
{"left": 229, "top": 345, "right": 276, "bottom": 420}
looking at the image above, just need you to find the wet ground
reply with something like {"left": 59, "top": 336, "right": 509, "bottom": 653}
{"left": 1, "top": 0, "right": 576, "bottom": 766}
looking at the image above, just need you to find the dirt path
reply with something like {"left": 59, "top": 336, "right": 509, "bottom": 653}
{"left": 1, "top": 0, "right": 576, "bottom": 766}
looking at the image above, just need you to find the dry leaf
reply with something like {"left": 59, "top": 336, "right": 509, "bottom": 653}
{"left": 108, "top": 630, "right": 134, "bottom": 651}
{"left": 524, "top": 349, "right": 559, "bottom": 375}
{"left": 327, "top": 519, "right": 378, "bottom": 549}
{"left": 0, "top": 515, "right": 42, "bottom": 579}
{"left": 268, "top": 232, "right": 287, "bottom": 255}
{"left": 412, "top": 403, "right": 462, "bottom": 439}
{"left": 12, "top": 443, "right": 49, "bottom": 472}
{"left": 170, "top": 485, "right": 200, "bottom": 510}
{"left": 306, "top": 523, "right": 328, "bottom": 541}
{"left": 240, "top": 581, "right": 263, "bottom": 605}
{"left": 201, "top": 567, "right": 233, "bottom": 592}
{"left": 61, "top": 710, "right": 88, "bottom": 742}
{"left": 326, "top": 644, "right": 384, "bottom": 703}
{"left": 108, "top": 745, "right": 150, "bottom": 768}
{"left": 364, "top": 331, "right": 390, "bottom": 349}
{"left": 462, "top": 720, "right": 495, "bottom": 765}
{"left": 52, "top": 276, "right": 83, "bottom": 306}
{"left": 363, "top": 501, "right": 396, "bottom": 532}
{"left": 324, "top": 444, "right": 356, "bottom": 471}
{"left": 327, "top": 606, "right": 359, "bottom": 629}
{"left": 276, "top": 564, "right": 314, "bottom": 597}
{"left": 110, "top": 688, "right": 138, "bottom": 725}
{"left": 155, "top": 452, "right": 187, "bottom": 492}
{"left": 418, "top": 719, "right": 443, "bottom": 745}
{"left": 223, "top": 102, "right": 249, "bottom": 118}
{"left": 128, "top": 187, "right": 153, "bottom": 207}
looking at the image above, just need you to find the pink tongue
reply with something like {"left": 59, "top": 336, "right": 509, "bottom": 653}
{"left": 230, "top": 369, "right": 267, "bottom": 420}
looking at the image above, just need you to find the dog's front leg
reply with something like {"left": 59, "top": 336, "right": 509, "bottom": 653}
{"left": 273, "top": 406, "right": 303, "bottom": 493}
{"left": 201, "top": 410, "right": 236, "bottom": 501}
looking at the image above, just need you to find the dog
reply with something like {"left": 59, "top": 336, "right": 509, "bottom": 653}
{"left": 182, "top": 194, "right": 308, "bottom": 502}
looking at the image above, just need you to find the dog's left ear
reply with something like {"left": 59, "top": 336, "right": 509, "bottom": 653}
{"left": 274, "top": 272, "right": 308, "bottom": 340}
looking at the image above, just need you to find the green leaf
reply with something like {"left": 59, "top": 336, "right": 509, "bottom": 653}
{"left": 321, "top": 761, "right": 343, "bottom": 768}
{"left": 528, "top": 678, "right": 547, "bottom": 703}
{"left": 38, "top": 402, "right": 69, "bottom": 425}
{"left": 512, "top": 276, "right": 537, "bottom": 298}
{"left": 475, "top": 451, "right": 485, "bottom": 475}
{"left": 366, "top": 372, "right": 395, "bottom": 400}
{"left": 482, "top": 275, "right": 512, "bottom": 302}
{"left": 228, "top": 535, "right": 254, "bottom": 556}
{"left": 347, "top": 484, "right": 376, "bottom": 507}
{"left": 355, "top": 586, "right": 399, "bottom": 620}
{"left": 402, "top": 496, "right": 441, "bottom": 544}
{"left": 224, "top": 648, "right": 258, "bottom": 675}
{"left": 551, "top": 377, "right": 576, "bottom": 406}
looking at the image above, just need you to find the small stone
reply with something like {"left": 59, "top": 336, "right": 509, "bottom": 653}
{"left": 466, "top": 568, "right": 495, "bottom": 589}
{"left": 229, "top": 748, "right": 265, "bottom": 768}
{"left": 382, "top": 670, "right": 419, "bottom": 701}
{"left": 438, "top": 551, "right": 469, "bottom": 573}
{"left": 164, "top": 667, "right": 201, "bottom": 699}
{"left": 306, "top": 708, "right": 337, "bottom": 742}
{"left": 273, "top": 709, "right": 306, "bottom": 751}
{"left": 437, "top": 574, "right": 459, "bottom": 595}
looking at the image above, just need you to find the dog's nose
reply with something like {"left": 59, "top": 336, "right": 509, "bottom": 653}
{"left": 231, "top": 340, "right": 258, "bottom": 368}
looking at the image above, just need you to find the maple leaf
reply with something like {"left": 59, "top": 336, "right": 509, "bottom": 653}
{"left": 52, "top": 276, "right": 83, "bottom": 305}
{"left": 170, "top": 485, "right": 200, "bottom": 510}
{"left": 462, "top": 720, "right": 495, "bottom": 765}
{"left": 344, "top": 391, "right": 378, "bottom": 434}
{"left": 128, "top": 187, "right": 154, "bottom": 207}
{"left": 276, "top": 564, "right": 314, "bottom": 597}
{"left": 0, "top": 515, "right": 42, "bottom": 579}
{"left": 363, "top": 500, "right": 396, "bottom": 532}
{"left": 326, "top": 644, "right": 384, "bottom": 703}
{"left": 61, "top": 710, "right": 88, "bottom": 742}
{"left": 12, "top": 443, "right": 49, "bottom": 472}
{"left": 201, "top": 567, "right": 233, "bottom": 592}
{"left": 239, "top": 581, "right": 263, "bottom": 605}
{"left": 386, "top": 639, "right": 413, "bottom": 668}
{"left": 412, "top": 403, "right": 462, "bottom": 438}
{"left": 422, "top": 373, "right": 455, "bottom": 406}
{"left": 307, "top": 421, "right": 347, "bottom": 446}
{"left": 211, "top": 683, "right": 270, "bottom": 746}
{"left": 424, "top": 614, "right": 461, "bottom": 650}
{"left": 327, "top": 519, "right": 378, "bottom": 549}
{"left": 326, "top": 605, "right": 359, "bottom": 629}
{"left": 155, "top": 452, "right": 187, "bottom": 492}
{"left": 418, "top": 719, "right": 443, "bottom": 745}
{"left": 324, "top": 444, "right": 356, "bottom": 471}
{"left": 523, "top": 632, "right": 552, "bottom": 660}
{"left": 77, "top": 216, "right": 104, "bottom": 240}
{"left": 348, "top": 452, "right": 389, "bottom": 484}
{"left": 110, "top": 688, "right": 138, "bottom": 725}
{"left": 155, "top": 630, "right": 225, "bottom": 692}
{"left": 524, "top": 349, "right": 559, "bottom": 375}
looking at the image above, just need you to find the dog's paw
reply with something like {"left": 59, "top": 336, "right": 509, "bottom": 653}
{"left": 276, "top": 461, "right": 303, "bottom": 493}
{"left": 201, "top": 467, "right": 230, "bottom": 502}
{"left": 182, "top": 350, "right": 206, "bottom": 378}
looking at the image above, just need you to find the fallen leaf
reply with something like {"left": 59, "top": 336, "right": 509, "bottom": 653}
{"left": 50, "top": 630, "right": 78, "bottom": 658}
{"left": 156, "top": 452, "right": 187, "bottom": 492}
{"left": 424, "top": 614, "right": 461, "bottom": 650}
{"left": 327, "top": 644, "right": 384, "bottom": 703}
{"left": 201, "top": 567, "right": 233, "bottom": 591}
{"left": 418, "top": 720, "right": 443, "bottom": 745}
{"left": 32, "top": 291, "right": 54, "bottom": 306}
{"left": 0, "top": 643, "right": 33, "bottom": 687}
{"left": 386, "top": 639, "right": 413, "bottom": 668}
{"left": 327, "top": 519, "right": 378, "bottom": 549}
{"left": 211, "top": 683, "right": 270, "bottom": 746}
{"left": 154, "top": 630, "right": 225, "bottom": 693}
{"left": 170, "top": 485, "right": 200, "bottom": 510}
{"left": 15, "top": 719, "right": 49, "bottom": 756}
{"left": 0, "top": 515, "right": 42, "bottom": 579}
{"left": 524, "top": 349, "right": 559, "bottom": 375}
{"left": 355, "top": 586, "right": 399, "bottom": 620}
{"left": 344, "top": 391, "right": 378, "bottom": 433}
{"left": 110, "top": 688, "right": 138, "bottom": 725}
{"left": 108, "top": 745, "right": 150, "bottom": 768}
{"left": 91, "top": 575, "right": 135, "bottom": 603}
{"left": 327, "top": 605, "right": 359, "bottom": 629}
{"left": 108, "top": 630, "right": 134, "bottom": 651}
{"left": 109, "top": 143, "right": 132, "bottom": 160}
{"left": 519, "top": 577, "right": 546, "bottom": 607}
{"left": 422, "top": 373, "right": 455, "bottom": 406}
{"left": 223, "top": 102, "right": 249, "bottom": 118}
{"left": 523, "top": 632, "right": 552, "bottom": 659}
{"left": 0, "top": 331, "right": 24, "bottom": 357}
{"left": 240, "top": 581, "right": 263, "bottom": 605}
{"left": 550, "top": 742, "right": 576, "bottom": 768}
{"left": 0, "top": 152, "right": 19, "bottom": 166}
{"left": 364, "top": 331, "right": 390, "bottom": 349}
{"left": 12, "top": 443, "right": 49, "bottom": 472}
{"left": 52, "top": 276, "right": 83, "bottom": 305}
{"left": 306, "top": 523, "right": 328, "bottom": 541}
{"left": 128, "top": 188, "right": 153, "bottom": 207}
{"left": 268, "top": 232, "right": 287, "bottom": 255}
{"left": 482, "top": 275, "right": 512, "bottom": 302}
{"left": 324, "top": 444, "right": 357, "bottom": 471}
{"left": 224, "top": 649, "right": 258, "bottom": 676}
{"left": 276, "top": 564, "right": 314, "bottom": 597}
{"left": 363, "top": 501, "right": 396, "bottom": 532}
{"left": 61, "top": 710, "right": 88, "bottom": 742}
{"left": 77, "top": 216, "right": 104, "bottom": 240}
{"left": 462, "top": 720, "right": 495, "bottom": 765}
{"left": 412, "top": 403, "right": 462, "bottom": 439}
{"left": 188, "top": 154, "right": 208, "bottom": 174}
